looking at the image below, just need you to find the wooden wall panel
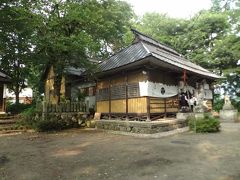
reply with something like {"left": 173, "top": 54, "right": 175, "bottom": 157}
{"left": 166, "top": 96, "right": 179, "bottom": 113}
{"left": 128, "top": 72, "right": 147, "bottom": 83}
{"left": 97, "top": 98, "right": 147, "bottom": 114}
{"left": 151, "top": 108, "right": 165, "bottom": 113}
{"left": 111, "top": 100, "right": 126, "bottom": 113}
{"left": 60, "top": 76, "right": 65, "bottom": 97}
{"left": 111, "top": 76, "right": 125, "bottom": 85}
{"left": 96, "top": 101, "right": 109, "bottom": 113}
{"left": 97, "top": 80, "right": 109, "bottom": 89}
{"left": 149, "top": 69, "right": 178, "bottom": 85}
{"left": 128, "top": 97, "right": 147, "bottom": 113}
{"left": 166, "top": 108, "right": 179, "bottom": 113}
{"left": 150, "top": 98, "right": 165, "bottom": 113}
{"left": 149, "top": 97, "right": 179, "bottom": 113}
{"left": 44, "top": 65, "right": 67, "bottom": 104}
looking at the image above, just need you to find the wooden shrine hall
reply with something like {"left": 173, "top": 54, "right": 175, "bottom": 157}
{"left": 95, "top": 29, "right": 221, "bottom": 121}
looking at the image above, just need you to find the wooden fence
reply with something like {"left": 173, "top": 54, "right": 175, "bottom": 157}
{"left": 41, "top": 101, "right": 87, "bottom": 113}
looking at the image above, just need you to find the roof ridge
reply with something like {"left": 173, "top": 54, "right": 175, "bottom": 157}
{"left": 131, "top": 29, "right": 181, "bottom": 56}
{"left": 140, "top": 41, "right": 151, "bottom": 55}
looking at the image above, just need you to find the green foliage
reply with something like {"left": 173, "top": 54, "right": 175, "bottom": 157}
{"left": 0, "top": 0, "right": 134, "bottom": 103}
{"left": 20, "top": 108, "right": 82, "bottom": 132}
{"left": 131, "top": 13, "right": 187, "bottom": 49}
{"left": 35, "top": 114, "right": 80, "bottom": 132}
{"left": 6, "top": 103, "right": 32, "bottom": 114}
{"left": 1, "top": 0, "right": 240, "bottom": 109}
{"left": 33, "top": 0, "right": 134, "bottom": 101}
{"left": 17, "top": 106, "right": 39, "bottom": 128}
{"left": 213, "top": 94, "right": 224, "bottom": 112}
{"left": 0, "top": 0, "right": 40, "bottom": 104}
{"left": 188, "top": 115, "right": 221, "bottom": 133}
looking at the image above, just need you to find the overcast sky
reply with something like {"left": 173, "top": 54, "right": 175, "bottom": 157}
{"left": 125, "top": 0, "right": 212, "bottom": 19}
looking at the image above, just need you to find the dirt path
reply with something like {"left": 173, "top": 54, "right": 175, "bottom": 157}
{"left": 0, "top": 124, "right": 240, "bottom": 180}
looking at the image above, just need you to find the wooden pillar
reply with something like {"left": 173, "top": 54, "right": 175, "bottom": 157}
{"left": 211, "top": 82, "right": 214, "bottom": 111}
{"left": 125, "top": 74, "right": 129, "bottom": 121}
{"left": 108, "top": 79, "right": 111, "bottom": 120}
{"left": 2, "top": 98, "right": 6, "bottom": 112}
{"left": 164, "top": 98, "right": 167, "bottom": 118}
{"left": 146, "top": 96, "right": 151, "bottom": 121}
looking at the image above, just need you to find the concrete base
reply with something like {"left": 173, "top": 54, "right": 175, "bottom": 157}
{"left": 220, "top": 109, "right": 238, "bottom": 122}
{"left": 176, "top": 113, "right": 194, "bottom": 120}
{"left": 177, "top": 112, "right": 213, "bottom": 120}
{"left": 96, "top": 119, "right": 188, "bottom": 134}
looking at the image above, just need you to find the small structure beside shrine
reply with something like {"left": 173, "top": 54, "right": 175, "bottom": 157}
{"left": 41, "top": 64, "right": 96, "bottom": 123}
{"left": 95, "top": 29, "right": 221, "bottom": 123}
{"left": 42, "top": 64, "right": 96, "bottom": 112}
{"left": 0, "top": 70, "right": 11, "bottom": 114}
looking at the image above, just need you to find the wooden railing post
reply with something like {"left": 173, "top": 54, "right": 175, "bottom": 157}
{"left": 42, "top": 101, "right": 47, "bottom": 120}
{"left": 146, "top": 97, "right": 151, "bottom": 121}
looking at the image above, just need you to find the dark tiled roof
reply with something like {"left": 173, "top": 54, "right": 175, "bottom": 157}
{"left": 99, "top": 30, "right": 221, "bottom": 79}
{"left": 99, "top": 42, "right": 150, "bottom": 71}
{"left": 65, "top": 67, "right": 85, "bottom": 76}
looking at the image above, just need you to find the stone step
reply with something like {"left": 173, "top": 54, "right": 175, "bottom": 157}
{"left": 0, "top": 125, "right": 18, "bottom": 131}
{"left": 0, "top": 119, "right": 17, "bottom": 124}
{"left": 0, "top": 116, "right": 17, "bottom": 120}
{"left": 0, "top": 129, "right": 26, "bottom": 135}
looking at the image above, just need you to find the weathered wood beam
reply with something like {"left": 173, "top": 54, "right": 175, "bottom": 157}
{"left": 164, "top": 98, "right": 167, "bottom": 118}
{"left": 108, "top": 79, "right": 111, "bottom": 119}
{"left": 146, "top": 96, "right": 151, "bottom": 121}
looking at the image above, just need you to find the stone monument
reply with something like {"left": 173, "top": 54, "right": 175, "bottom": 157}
{"left": 220, "top": 95, "right": 238, "bottom": 122}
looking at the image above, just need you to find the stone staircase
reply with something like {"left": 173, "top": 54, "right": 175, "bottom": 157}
{"left": 0, "top": 114, "right": 25, "bottom": 134}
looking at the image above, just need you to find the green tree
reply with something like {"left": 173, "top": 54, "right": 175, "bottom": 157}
{"left": 0, "top": 0, "right": 38, "bottom": 104}
{"left": 33, "top": 0, "right": 133, "bottom": 103}
{"left": 130, "top": 13, "right": 187, "bottom": 49}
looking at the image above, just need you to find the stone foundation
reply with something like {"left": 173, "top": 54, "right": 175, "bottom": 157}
{"left": 96, "top": 119, "right": 188, "bottom": 134}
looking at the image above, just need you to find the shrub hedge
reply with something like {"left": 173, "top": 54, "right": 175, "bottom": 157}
{"left": 7, "top": 103, "right": 32, "bottom": 114}
{"left": 188, "top": 115, "right": 220, "bottom": 133}
{"left": 20, "top": 107, "right": 83, "bottom": 132}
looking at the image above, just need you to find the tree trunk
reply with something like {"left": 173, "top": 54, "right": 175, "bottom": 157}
{"left": 15, "top": 59, "right": 20, "bottom": 105}
{"left": 15, "top": 86, "right": 20, "bottom": 105}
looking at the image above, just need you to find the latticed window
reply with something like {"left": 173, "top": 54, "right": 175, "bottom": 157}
{"left": 96, "top": 88, "right": 109, "bottom": 101}
{"left": 128, "top": 83, "right": 140, "bottom": 98}
{"left": 111, "top": 85, "right": 126, "bottom": 99}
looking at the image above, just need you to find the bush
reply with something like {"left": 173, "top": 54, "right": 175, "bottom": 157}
{"left": 188, "top": 115, "right": 220, "bottom": 133}
{"left": 7, "top": 103, "right": 32, "bottom": 114}
{"left": 213, "top": 94, "right": 224, "bottom": 112}
{"left": 34, "top": 114, "right": 81, "bottom": 132}
{"left": 18, "top": 106, "right": 39, "bottom": 128}
{"left": 19, "top": 106, "right": 85, "bottom": 132}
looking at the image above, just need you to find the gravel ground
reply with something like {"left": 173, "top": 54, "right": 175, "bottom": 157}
{"left": 0, "top": 123, "right": 240, "bottom": 180}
